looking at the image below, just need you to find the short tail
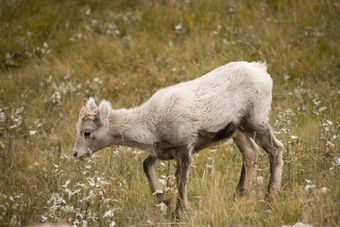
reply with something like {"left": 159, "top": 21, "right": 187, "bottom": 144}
{"left": 250, "top": 61, "right": 267, "bottom": 72}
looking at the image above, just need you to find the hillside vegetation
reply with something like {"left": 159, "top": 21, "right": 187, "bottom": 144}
{"left": 0, "top": 0, "right": 339, "bottom": 226}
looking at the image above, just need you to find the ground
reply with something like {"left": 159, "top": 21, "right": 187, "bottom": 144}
{"left": 0, "top": 0, "right": 339, "bottom": 226}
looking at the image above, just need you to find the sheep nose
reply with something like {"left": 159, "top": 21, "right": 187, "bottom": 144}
{"left": 73, "top": 151, "right": 78, "bottom": 157}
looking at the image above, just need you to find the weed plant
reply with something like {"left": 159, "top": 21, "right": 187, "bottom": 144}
{"left": 0, "top": 0, "right": 339, "bottom": 226}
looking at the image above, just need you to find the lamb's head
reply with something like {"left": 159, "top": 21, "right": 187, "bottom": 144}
{"left": 73, "top": 97, "right": 112, "bottom": 159}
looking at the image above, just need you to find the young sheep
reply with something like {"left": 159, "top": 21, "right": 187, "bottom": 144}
{"left": 73, "top": 61, "right": 284, "bottom": 213}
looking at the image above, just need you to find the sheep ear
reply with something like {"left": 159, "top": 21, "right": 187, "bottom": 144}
{"left": 99, "top": 100, "right": 111, "bottom": 121}
{"left": 86, "top": 97, "right": 97, "bottom": 110}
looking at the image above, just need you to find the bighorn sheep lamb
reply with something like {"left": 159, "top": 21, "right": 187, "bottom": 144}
{"left": 73, "top": 61, "right": 284, "bottom": 213}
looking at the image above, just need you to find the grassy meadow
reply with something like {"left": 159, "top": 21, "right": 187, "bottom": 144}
{"left": 0, "top": 0, "right": 339, "bottom": 226}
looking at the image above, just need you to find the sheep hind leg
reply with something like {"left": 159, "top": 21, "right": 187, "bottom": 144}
{"left": 233, "top": 131, "right": 258, "bottom": 197}
{"left": 143, "top": 155, "right": 171, "bottom": 204}
{"left": 243, "top": 124, "right": 284, "bottom": 198}
{"left": 174, "top": 152, "right": 193, "bottom": 214}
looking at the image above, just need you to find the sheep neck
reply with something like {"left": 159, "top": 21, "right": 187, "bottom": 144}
{"left": 108, "top": 107, "right": 156, "bottom": 152}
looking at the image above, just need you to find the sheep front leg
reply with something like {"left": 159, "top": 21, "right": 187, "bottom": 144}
{"left": 175, "top": 152, "right": 192, "bottom": 214}
{"left": 233, "top": 131, "right": 258, "bottom": 196}
{"left": 143, "top": 155, "right": 168, "bottom": 204}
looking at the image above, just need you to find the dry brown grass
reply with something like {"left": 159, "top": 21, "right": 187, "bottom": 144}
{"left": 0, "top": 0, "right": 339, "bottom": 226}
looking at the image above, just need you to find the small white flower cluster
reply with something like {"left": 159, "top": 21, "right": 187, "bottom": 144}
{"left": 50, "top": 91, "right": 62, "bottom": 106}
{"left": 175, "top": 23, "right": 183, "bottom": 35}
{"left": 88, "top": 10, "right": 141, "bottom": 39}
{"left": 273, "top": 108, "right": 296, "bottom": 136}
{"left": 35, "top": 42, "right": 52, "bottom": 59}
{"left": 210, "top": 25, "right": 222, "bottom": 36}
{"left": 0, "top": 108, "right": 6, "bottom": 123}
{"left": 44, "top": 74, "right": 86, "bottom": 107}
{"left": 69, "top": 33, "right": 88, "bottom": 42}
{"left": 8, "top": 106, "right": 24, "bottom": 130}
{"left": 320, "top": 119, "right": 339, "bottom": 157}
{"left": 40, "top": 156, "right": 120, "bottom": 226}
{"left": 0, "top": 193, "right": 24, "bottom": 226}
{"left": 312, "top": 97, "right": 327, "bottom": 116}
{"left": 304, "top": 179, "right": 328, "bottom": 195}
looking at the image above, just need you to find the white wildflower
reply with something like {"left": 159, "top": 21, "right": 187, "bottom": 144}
{"left": 93, "top": 77, "right": 103, "bottom": 84}
{"left": 73, "top": 219, "right": 80, "bottom": 226}
{"left": 62, "top": 179, "right": 70, "bottom": 188}
{"left": 159, "top": 179, "right": 166, "bottom": 186}
{"left": 212, "top": 30, "right": 218, "bottom": 35}
{"left": 318, "top": 106, "right": 327, "bottom": 112}
{"left": 0, "top": 111, "right": 5, "bottom": 122}
{"left": 155, "top": 202, "right": 167, "bottom": 214}
{"left": 86, "top": 177, "right": 95, "bottom": 187}
{"left": 64, "top": 188, "right": 80, "bottom": 199}
{"left": 85, "top": 8, "right": 91, "bottom": 16}
{"left": 305, "top": 184, "right": 316, "bottom": 192}
{"left": 61, "top": 205, "right": 75, "bottom": 213}
{"left": 103, "top": 210, "right": 115, "bottom": 218}
{"left": 326, "top": 120, "right": 333, "bottom": 125}
{"left": 51, "top": 91, "right": 61, "bottom": 105}
{"left": 165, "top": 186, "right": 172, "bottom": 192}
{"left": 312, "top": 99, "right": 321, "bottom": 106}
{"left": 29, "top": 130, "right": 38, "bottom": 136}
{"left": 41, "top": 215, "right": 48, "bottom": 222}
{"left": 321, "top": 187, "right": 328, "bottom": 194}
{"left": 175, "top": 23, "right": 182, "bottom": 31}
{"left": 14, "top": 194, "right": 21, "bottom": 199}
{"left": 326, "top": 141, "right": 335, "bottom": 151}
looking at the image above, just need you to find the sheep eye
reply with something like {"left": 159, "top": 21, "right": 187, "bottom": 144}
{"left": 84, "top": 132, "right": 91, "bottom": 137}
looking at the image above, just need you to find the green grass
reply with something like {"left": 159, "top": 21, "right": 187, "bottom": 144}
{"left": 0, "top": 0, "right": 339, "bottom": 226}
